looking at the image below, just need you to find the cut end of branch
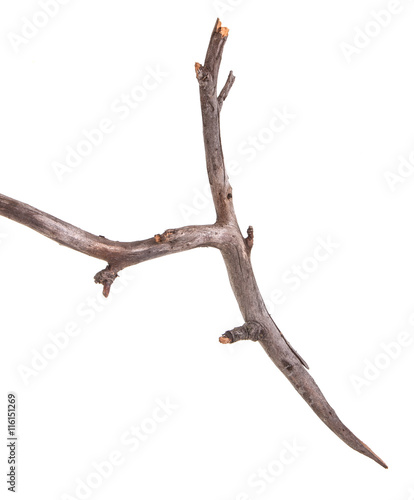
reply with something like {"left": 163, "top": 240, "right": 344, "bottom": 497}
{"left": 219, "top": 335, "right": 232, "bottom": 344}
{"left": 195, "top": 62, "right": 201, "bottom": 75}
{"left": 215, "top": 19, "right": 229, "bottom": 38}
{"left": 219, "top": 26, "right": 229, "bottom": 37}
{"left": 220, "top": 322, "right": 265, "bottom": 344}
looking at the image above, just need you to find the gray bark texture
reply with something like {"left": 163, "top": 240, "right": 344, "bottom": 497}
{"left": 0, "top": 19, "right": 387, "bottom": 468}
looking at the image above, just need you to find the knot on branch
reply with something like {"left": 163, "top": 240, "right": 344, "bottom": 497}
{"left": 195, "top": 63, "right": 212, "bottom": 89}
{"left": 245, "top": 226, "right": 254, "bottom": 252}
{"left": 94, "top": 265, "right": 119, "bottom": 298}
{"left": 219, "top": 321, "right": 265, "bottom": 344}
{"left": 154, "top": 229, "right": 176, "bottom": 244}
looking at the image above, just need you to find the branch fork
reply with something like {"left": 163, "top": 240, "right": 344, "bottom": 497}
{"left": 0, "top": 19, "right": 387, "bottom": 469}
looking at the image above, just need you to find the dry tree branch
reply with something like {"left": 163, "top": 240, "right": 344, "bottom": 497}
{"left": 0, "top": 194, "right": 222, "bottom": 297}
{"left": 0, "top": 19, "right": 387, "bottom": 468}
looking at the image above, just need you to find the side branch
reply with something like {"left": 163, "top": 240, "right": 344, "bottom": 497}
{"left": 0, "top": 193, "right": 224, "bottom": 294}
{"left": 218, "top": 71, "right": 235, "bottom": 111}
{"left": 219, "top": 321, "right": 264, "bottom": 344}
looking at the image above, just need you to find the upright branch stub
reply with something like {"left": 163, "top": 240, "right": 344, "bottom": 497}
{"left": 195, "top": 19, "right": 236, "bottom": 224}
{"left": 218, "top": 71, "right": 236, "bottom": 111}
{"left": 245, "top": 225, "right": 254, "bottom": 253}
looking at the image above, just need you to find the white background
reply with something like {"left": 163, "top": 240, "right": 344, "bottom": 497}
{"left": 1, "top": 1, "right": 414, "bottom": 499}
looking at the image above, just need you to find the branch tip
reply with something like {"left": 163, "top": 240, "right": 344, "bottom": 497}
{"left": 361, "top": 441, "right": 388, "bottom": 469}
